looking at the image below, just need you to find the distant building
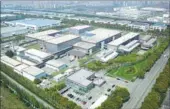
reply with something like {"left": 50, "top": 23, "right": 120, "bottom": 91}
{"left": 69, "top": 25, "right": 92, "bottom": 35}
{"left": 53, "top": 74, "right": 65, "bottom": 82}
{"left": 5, "top": 18, "right": 61, "bottom": 30}
{"left": 150, "top": 23, "right": 167, "bottom": 31}
{"left": 1, "top": 14, "right": 16, "bottom": 21}
{"left": 1, "top": 26, "right": 29, "bottom": 37}
{"left": 128, "top": 22, "right": 150, "bottom": 31}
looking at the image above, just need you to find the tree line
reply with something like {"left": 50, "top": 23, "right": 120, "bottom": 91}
{"left": 97, "top": 87, "right": 130, "bottom": 109}
{"left": 0, "top": 62, "right": 81, "bottom": 109}
{"left": 140, "top": 58, "right": 170, "bottom": 109}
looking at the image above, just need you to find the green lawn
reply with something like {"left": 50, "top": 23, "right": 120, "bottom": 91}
{"left": 26, "top": 43, "right": 41, "bottom": 50}
{"left": 0, "top": 86, "right": 30, "bottom": 109}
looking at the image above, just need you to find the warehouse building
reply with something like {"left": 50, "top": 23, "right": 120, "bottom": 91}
{"left": 141, "top": 38, "right": 157, "bottom": 50}
{"left": 96, "top": 49, "right": 119, "bottom": 62}
{"left": 66, "top": 69, "right": 95, "bottom": 93}
{"left": 22, "top": 66, "right": 47, "bottom": 81}
{"left": 45, "top": 59, "right": 67, "bottom": 71}
{"left": 140, "top": 35, "right": 152, "bottom": 43}
{"left": 82, "top": 28, "right": 121, "bottom": 49}
{"left": 128, "top": 22, "right": 150, "bottom": 31}
{"left": 69, "top": 25, "right": 92, "bottom": 35}
{"left": 67, "top": 49, "right": 87, "bottom": 60}
{"left": 1, "top": 26, "right": 29, "bottom": 37}
{"left": 150, "top": 23, "right": 167, "bottom": 31}
{"left": 1, "top": 14, "right": 16, "bottom": 21}
{"left": 45, "top": 34, "right": 81, "bottom": 55}
{"left": 5, "top": 18, "right": 61, "bottom": 30}
{"left": 108, "top": 32, "right": 139, "bottom": 51}
{"left": 14, "top": 63, "right": 29, "bottom": 75}
{"left": 118, "top": 40, "right": 140, "bottom": 53}
{"left": 24, "top": 49, "right": 53, "bottom": 63}
{"left": 1, "top": 55, "right": 21, "bottom": 68}
{"left": 12, "top": 46, "right": 26, "bottom": 56}
{"left": 73, "top": 41, "right": 96, "bottom": 55}
{"left": 16, "top": 56, "right": 37, "bottom": 66}
{"left": 53, "top": 74, "right": 66, "bottom": 82}
{"left": 26, "top": 29, "right": 81, "bottom": 55}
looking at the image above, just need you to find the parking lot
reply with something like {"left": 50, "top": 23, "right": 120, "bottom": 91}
{"left": 61, "top": 74, "right": 131, "bottom": 108}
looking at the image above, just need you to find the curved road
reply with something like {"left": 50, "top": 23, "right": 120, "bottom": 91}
{"left": 1, "top": 71, "right": 55, "bottom": 109}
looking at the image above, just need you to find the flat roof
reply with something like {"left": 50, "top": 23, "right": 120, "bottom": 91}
{"left": 67, "top": 69, "right": 94, "bottom": 87}
{"left": 46, "top": 59, "right": 66, "bottom": 68}
{"left": 25, "top": 49, "right": 52, "bottom": 59}
{"left": 73, "top": 41, "right": 95, "bottom": 50}
{"left": 22, "top": 66, "right": 45, "bottom": 76}
{"left": 108, "top": 32, "right": 139, "bottom": 46}
{"left": 27, "top": 29, "right": 59, "bottom": 38}
{"left": 144, "top": 38, "right": 157, "bottom": 45}
{"left": 82, "top": 28, "right": 121, "bottom": 44}
{"left": 1, "top": 26, "right": 27, "bottom": 34}
{"left": 8, "top": 18, "right": 60, "bottom": 27}
{"left": 70, "top": 25, "right": 91, "bottom": 30}
{"left": 67, "top": 49, "right": 86, "bottom": 57}
{"left": 46, "top": 34, "right": 80, "bottom": 45}
{"left": 1, "top": 56, "right": 21, "bottom": 67}
{"left": 14, "top": 64, "right": 29, "bottom": 72}
{"left": 140, "top": 35, "right": 152, "bottom": 41}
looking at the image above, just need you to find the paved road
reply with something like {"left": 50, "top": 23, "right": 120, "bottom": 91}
{"left": 161, "top": 89, "right": 170, "bottom": 109}
{"left": 1, "top": 71, "right": 55, "bottom": 109}
{"left": 122, "top": 46, "right": 170, "bottom": 109}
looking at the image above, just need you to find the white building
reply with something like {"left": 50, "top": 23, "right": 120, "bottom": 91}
{"left": 73, "top": 41, "right": 96, "bottom": 55}
{"left": 108, "top": 32, "right": 139, "bottom": 51}
{"left": 90, "top": 95, "right": 108, "bottom": 109}
{"left": 22, "top": 66, "right": 47, "bottom": 81}
{"left": 12, "top": 46, "right": 26, "bottom": 56}
{"left": 150, "top": 23, "right": 167, "bottom": 31}
{"left": 53, "top": 74, "right": 65, "bottom": 82}
{"left": 128, "top": 22, "right": 150, "bottom": 31}
{"left": 24, "top": 49, "right": 53, "bottom": 63}
{"left": 1, "top": 55, "right": 21, "bottom": 68}
{"left": 1, "top": 26, "right": 29, "bottom": 37}
{"left": 96, "top": 49, "right": 118, "bottom": 62}
{"left": 82, "top": 28, "right": 121, "bottom": 49}
{"left": 5, "top": 18, "right": 61, "bottom": 30}
{"left": 45, "top": 59, "right": 67, "bottom": 71}
{"left": 14, "top": 63, "right": 29, "bottom": 75}
{"left": 141, "top": 38, "right": 157, "bottom": 49}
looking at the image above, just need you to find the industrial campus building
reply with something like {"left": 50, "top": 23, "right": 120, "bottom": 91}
{"left": 5, "top": 18, "right": 61, "bottom": 30}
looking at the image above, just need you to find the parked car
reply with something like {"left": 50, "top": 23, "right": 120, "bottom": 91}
{"left": 112, "top": 85, "right": 115, "bottom": 88}
{"left": 82, "top": 101, "right": 87, "bottom": 105}
{"left": 125, "top": 81, "right": 128, "bottom": 83}
{"left": 67, "top": 94, "right": 74, "bottom": 98}
{"left": 116, "top": 78, "right": 120, "bottom": 80}
{"left": 88, "top": 96, "right": 92, "bottom": 100}
{"left": 107, "top": 89, "right": 111, "bottom": 92}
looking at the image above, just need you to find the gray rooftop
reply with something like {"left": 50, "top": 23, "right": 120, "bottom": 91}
{"left": 73, "top": 41, "right": 95, "bottom": 50}
{"left": 67, "top": 69, "right": 94, "bottom": 87}
{"left": 1, "top": 26, "right": 27, "bottom": 35}
{"left": 67, "top": 49, "right": 86, "bottom": 57}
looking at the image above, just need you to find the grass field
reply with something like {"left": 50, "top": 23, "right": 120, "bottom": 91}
{"left": 0, "top": 86, "right": 30, "bottom": 109}
{"left": 26, "top": 43, "right": 41, "bottom": 50}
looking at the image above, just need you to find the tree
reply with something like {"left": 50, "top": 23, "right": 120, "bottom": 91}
{"left": 34, "top": 79, "right": 41, "bottom": 84}
{"left": 5, "top": 50, "right": 14, "bottom": 57}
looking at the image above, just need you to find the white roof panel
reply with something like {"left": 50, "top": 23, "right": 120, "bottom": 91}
{"left": 22, "top": 66, "right": 45, "bottom": 76}
{"left": 46, "top": 34, "right": 80, "bottom": 45}
{"left": 73, "top": 41, "right": 95, "bottom": 49}
{"left": 70, "top": 25, "right": 91, "bottom": 30}
{"left": 82, "top": 28, "right": 121, "bottom": 44}
{"left": 46, "top": 59, "right": 65, "bottom": 68}
{"left": 25, "top": 49, "right": 52, "bottom": 59}
{"left": 108, "top": 32, "right": 139, "bottom": 46}
{"left": 1, "top": 56, "right": 21, "bottom": 67}
{"left": 90, "top": 95, "right": 108, "bottom": 109}
{"left": 67, "top": 69, "right": 94, "bottom": 87}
